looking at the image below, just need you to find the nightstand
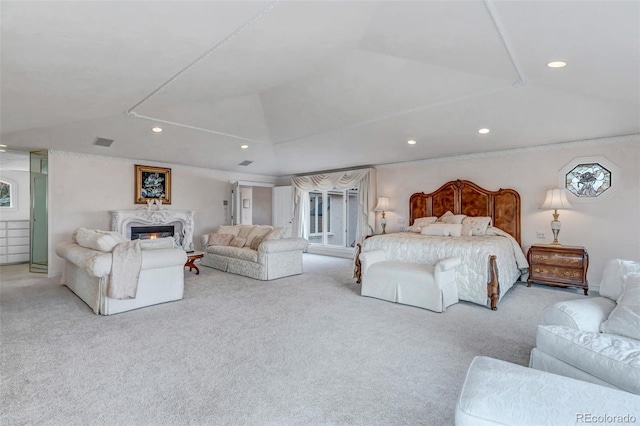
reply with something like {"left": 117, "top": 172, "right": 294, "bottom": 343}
{"left": 527, "top": 245, "right": 589, "bottom": 295}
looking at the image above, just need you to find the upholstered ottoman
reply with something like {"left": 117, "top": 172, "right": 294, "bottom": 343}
{"left": 359, "top": 250, "right": 461, "bottom": 312}
{"left": 455, "top": 356, "right": 640, "bottom": 426}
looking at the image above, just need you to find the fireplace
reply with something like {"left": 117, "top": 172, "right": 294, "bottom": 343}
{"left": 110, "top": 209, "right": 195, "bottom": 251}
{"left": 131, "top": 225, "right": 174, "bottom": 241}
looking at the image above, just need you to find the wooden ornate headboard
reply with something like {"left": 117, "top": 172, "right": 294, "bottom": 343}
{"left": 409, "top": 180, "right": 521, "bottom": 245}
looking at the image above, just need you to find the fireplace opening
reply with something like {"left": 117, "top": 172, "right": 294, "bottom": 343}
{"left": 131, "top": 225, "right": 174, "bottom": 241}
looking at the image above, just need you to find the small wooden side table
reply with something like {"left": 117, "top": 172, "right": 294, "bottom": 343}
{"left": 185, "top": 251, "right": 204, "bottom": 275}
{"left": 527, "top": 244, "right": 589, "bottom": 295}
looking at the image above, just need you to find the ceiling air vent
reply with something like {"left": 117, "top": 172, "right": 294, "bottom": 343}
{"left": 238, "top": 160, "right": 253, "bottom": 166}
{"left": 94, "top": 137, "right": 114, "bottom": 147}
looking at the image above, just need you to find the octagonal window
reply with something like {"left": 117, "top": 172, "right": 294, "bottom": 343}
{"left": 565, "top": 163, "right": 611, "bottom": 197}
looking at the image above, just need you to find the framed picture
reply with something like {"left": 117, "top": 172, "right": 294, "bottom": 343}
{"left": 135, "top": 165, "right": 171, "bottom": 204}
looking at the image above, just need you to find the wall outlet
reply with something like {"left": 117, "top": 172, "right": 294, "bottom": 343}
{"left": 536, "top": 231, "right": 546, "bottom": 239}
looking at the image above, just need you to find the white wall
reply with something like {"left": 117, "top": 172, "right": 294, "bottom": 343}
{"left": 375, "top": 139, "right": 640, "bottom": 289}
{"left": 48, "top": 151, "right": 277, "bottom": 275}
{"left": 0, "top": 170, "right": 30, "bottom": 220}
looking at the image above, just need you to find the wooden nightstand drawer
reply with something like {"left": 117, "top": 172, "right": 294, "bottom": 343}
{"left": 530, "top": 266, "right": 585, "bottom": 284}
{"left": 527, "top": 244, "right": 589, "bottom": 295}
{"left": 530, "top": 252, "right": 584, "bottom": 267}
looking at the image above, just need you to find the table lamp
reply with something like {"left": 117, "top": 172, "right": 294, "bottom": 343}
{"left": 540, "top": 188, "right": 573, "bottom": 245}
{"left": 374, "top": 197, "right": 392, "bottom": 234}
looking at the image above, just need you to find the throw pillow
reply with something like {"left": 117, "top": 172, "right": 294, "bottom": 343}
{"left": 250, "top": 236, "right": 264, "bottom": 250}
{"left": 264, "top": 227, "right": 285, "bottom": 241}
{"left": 599, "top": 259, "right": 640, "bottom": 301}
{"left": 229, "top": 237, "right": 246, "bottom": 248}
{"left": 237, "top": 225, "right": 254, "bottom": 239}
{"left": 462, "top": 216, "right": 492, "bottom": 236}
{"left": 437, "top": 211, "right": 466, "bottom": 224}
{"left": 407, "top": 217, "right": 438, "bottom": 233}
{"left": 245, "top": 225, "right": 273, "bottom": 248}
{"left": 207, "top": 233, "right": 233, "bottom": 247}
{"left": 600, "top": 273, "right": 640, "bottom": 340}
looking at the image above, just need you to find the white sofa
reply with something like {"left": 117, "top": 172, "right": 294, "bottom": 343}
{"left": 529, "top": 258, "right": 640, "bottom": 394}
{"left": 456, "top": 356, "right": 640, "bottom": 426}
{"left": 55, "top": 229, "right": 187, "bottom": 315}
{"left": 200, "top": 225, "right": 308, "bottom": 280}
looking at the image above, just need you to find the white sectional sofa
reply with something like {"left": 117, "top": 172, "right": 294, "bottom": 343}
{"left": 200, "top": 225, "right": 308, "bottom": 280}
{"left": 55, "top": 229, "right": 187, "bottom": 315}
{"left": 529, "top": 258, "right": 640, "bottom": 394}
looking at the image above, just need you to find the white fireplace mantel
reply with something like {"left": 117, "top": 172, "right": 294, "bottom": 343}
{"left": 110, "top": 209, "right": 195, "bottom": 251}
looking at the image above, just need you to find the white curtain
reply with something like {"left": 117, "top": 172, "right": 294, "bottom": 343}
{"left": 291, "top": 168, "right": 371, "bottom": 245}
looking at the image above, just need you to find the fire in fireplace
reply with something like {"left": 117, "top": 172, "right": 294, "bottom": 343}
{"left": 130, "top": 225, "right": 174, "bottom": 241}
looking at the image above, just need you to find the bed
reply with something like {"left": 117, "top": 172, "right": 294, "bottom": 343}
{"left": 355, "top": 180, "right": 529, "bottom": 310}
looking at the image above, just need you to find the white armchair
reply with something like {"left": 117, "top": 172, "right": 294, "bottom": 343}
{"left": 56, "top": 230, "right": 187, "bottom": 315}
{"left": 530, "top": 258, "right": 640, "bottom": 394}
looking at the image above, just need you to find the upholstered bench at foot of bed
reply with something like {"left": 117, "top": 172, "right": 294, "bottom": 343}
{"left": 455, "top": 356, "right": 640, "bottom": 426}
{"left": 359, "top": 250, "right": 461, "bottom": 312}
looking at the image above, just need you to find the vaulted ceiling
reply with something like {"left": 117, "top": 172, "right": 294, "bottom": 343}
{"left": 1, "top": 1, "right": 638, "bottom": 176}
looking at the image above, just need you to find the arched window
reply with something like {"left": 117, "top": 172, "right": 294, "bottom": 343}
{"left": 0, "top": 180, "right": 12, "bottom": 208}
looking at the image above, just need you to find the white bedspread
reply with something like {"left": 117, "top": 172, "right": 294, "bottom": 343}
{"left": 361, "top": 227, "right": 529, "bottom": 307}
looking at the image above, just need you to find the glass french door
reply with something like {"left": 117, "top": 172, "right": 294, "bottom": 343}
{"left": 308, "top": 188, "right": 358, "bottom": 247}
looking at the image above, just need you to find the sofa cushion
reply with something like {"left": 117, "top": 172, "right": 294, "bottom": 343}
{"left": 206, "top": 245, "right": 258, "bottom": 262}
{"left": 207, "top": 233, "right": 233, "bottom": 247}
{"left": 600, "top": 259, "right": 640, "bottom": 300}
{"left": 139, "top": 236, "right": 175, "bottom": 250}
{"left": 72, "top": 228, "right": 127, "bottom": 252}
{"left": 536, "top": 325, "right": 640, "bottom": 394}
{"left": 601, "top": 273, "right": 640, "bottom": 340}
{"left": 217, "top": 225, "right": 241, "bottom": 237}
{"left": 237, "top": 225, "right": 254, "bottom": 239}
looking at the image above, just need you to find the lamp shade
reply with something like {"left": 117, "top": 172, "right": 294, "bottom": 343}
{"left": 540, "top": 189, "right": 573, "bottom": 210}
{"left": 374, "top": 197, "right": 391, "bottom": 212}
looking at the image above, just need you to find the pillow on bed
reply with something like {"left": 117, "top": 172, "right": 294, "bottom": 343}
{"left": 421, "top": 223, "right": 463, "bottom": 237}
{"left": 437, "top": 211, "right": 466, "bottom": 224}
{"left": 462, "top": 216, "right": 492, "bottom": 236}
{"left": 407, "top": 216, "right": 438, "bottom": 233}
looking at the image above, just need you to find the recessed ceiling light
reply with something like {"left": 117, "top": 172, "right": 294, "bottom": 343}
{"left": 151, "top": 127, "right": 163, "bottom": 133}
{"left": 478, "top": 128, "right": 490, "bottom": 134}
{"left": 0, "top": 150, "right": 5, "bottom": 153}
{"left": 241, "top": 144, "right": 249, "bottom": 149}
{"left": 547, "top": 61, "right": 567, "bottom": 68}
{"left": 407, "top": 140, "right": 416, "bottom": 145}
{"left": 0, "top": 144, "right": 6, "bottom": 147}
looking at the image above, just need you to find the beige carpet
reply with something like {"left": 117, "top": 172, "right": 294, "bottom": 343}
{"left": 1, "top": 254, "right": 583, "bottom": 425}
